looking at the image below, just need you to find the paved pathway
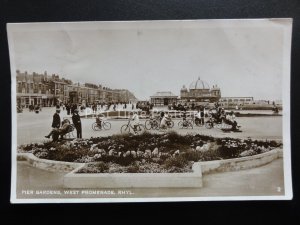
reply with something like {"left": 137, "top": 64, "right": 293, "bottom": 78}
{"left": 15, "top": 107, "right": 284, "bottom": 200}
{"left": 17, "top": 107, "right": 282, "bottom": 145}
{"left": 16, "top": 158, "right": 284, "bottom": 199}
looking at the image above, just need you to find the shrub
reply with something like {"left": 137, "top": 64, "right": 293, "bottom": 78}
{"left": 127, "top": 164, "right": 139, "bottom": 173}
{"left": 217, "top": 144, "right": 241, "bottom": 159}
{"left": 181, "top": 151, "right": 203, "bottom": 162}
{"left": 95, "top": 162, "right": 109, "bottom": 172}
{"left": 18, "top": 131, "right": 279, "bottom": 171}
{"left": 77, "top": 162, "right": 109, "bottom": 173}
{"left": 164, "top": 155, "right": 188, "bottom": 169}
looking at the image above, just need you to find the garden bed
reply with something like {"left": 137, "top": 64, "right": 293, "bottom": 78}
{"left": 18, "top": 131, "right": 281, "bottom": 173}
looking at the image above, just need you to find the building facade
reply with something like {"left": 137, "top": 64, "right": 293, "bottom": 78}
{"left": 16, "top": 70, "right": 137, "bottom": 107}
{"left": 150, "top": 91, "right": 178, "bottom": 106}
{"left": 16, "top": 70, "right": 55, "bottom": 107}
{"left": 180, "top": 77, "right": 221, "bottom": 103}
{"left": 219, "top": 97, "right": 254, "bottom": 106}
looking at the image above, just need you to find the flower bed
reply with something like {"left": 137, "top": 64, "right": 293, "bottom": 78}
{"left": 18, "top": 131, "right": 281, "bottom": 173}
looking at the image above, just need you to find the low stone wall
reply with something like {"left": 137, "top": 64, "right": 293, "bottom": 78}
{"left": 17, "top": 148, "right": 282, "bottom": 188}
{"left": 63, "top": 163, "right": 203, "bottom": 188}
{"left": 200, "top": 148, "right": 283, "bottom": 174}
{"left": 17, "top": 153, "right": 83, "bottom": 172}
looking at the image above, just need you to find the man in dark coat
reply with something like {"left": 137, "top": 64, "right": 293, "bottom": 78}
{"left": 66, "top": 103, "right": 71, "bottom": 115}
{"left": 45, "top": 109, "right": 61, "bottom": 141}
{"left": 72, "top": 109, "right": 82, "bottom": 138}
{"left": 71, "top": 104, "right": 77, "bottom": 115}
{"left": 52, "top": 109, "right": 61, "bottom": 128}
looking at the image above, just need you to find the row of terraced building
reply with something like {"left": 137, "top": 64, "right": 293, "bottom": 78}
{"left": 16, "top": 70, "right": 137, "bottom": 107}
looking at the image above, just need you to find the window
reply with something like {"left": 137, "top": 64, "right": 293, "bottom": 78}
{"left": 17, "top": 83, "right": 22, "bottom": 93}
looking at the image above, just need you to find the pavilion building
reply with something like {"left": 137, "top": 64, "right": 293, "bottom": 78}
{"left": 150, "top": 91, "right": 178, "bottom": 106}
{"left": 180, "top": 77, "right": 221, "bottom": 103}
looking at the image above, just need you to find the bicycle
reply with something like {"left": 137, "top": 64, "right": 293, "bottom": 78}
{"left": 205, "top": 117, "right": 232, "bottom": 130}
{"left": 166, "top": 119, "right": 174, "bottom": 128}
{"left": 145, "top": 118, "right": 160, "bottom": 130}
{"left": 188, "top": 115, "right": 204, "bottom": 127}
{"left": 156, "top": 118, "right": 173, "bottom": 132}
{"left": 178, "top": 119, "right": 193, "bottom": 129}
{"left": 92, "top": 121, "right": 112, "bottom": 131}
{"left": 120, "top": 119, "right": 145, "bottom": 135}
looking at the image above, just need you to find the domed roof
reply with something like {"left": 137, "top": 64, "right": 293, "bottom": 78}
{"left": 189, "top": 77, "right": 210, "bottom": 90}
{"left": 181, "top": 85, "right": 187, "bottom": 91}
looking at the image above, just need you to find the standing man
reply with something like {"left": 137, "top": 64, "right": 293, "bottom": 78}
{"left": 72, "top": 109, "right": 82, "bottom": 138}
{"left": 71, "top": 103, "right": 77, "bottom": 115}
{"left": 52, "top": 109, "right": 61, "bottom": 129}
{"left": 66, "top": 103, "right": 71, "bottom": 115}
{"left": 45, "top": 109, "right": 61, "bottom": 140}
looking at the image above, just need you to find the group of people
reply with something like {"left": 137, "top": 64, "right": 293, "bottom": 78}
{"left": 128, "top": 111, "right": 174, "bottom": 133}
{"left": 207, "top": 107, "right": 239, "bottom": 130}
{"left": 63, "top": 103, "right": 79, "bottom": 115}
{"left": 28, "top": 104, "right": 42, "bottom": 113}
{"left": 45, "top": 102, "right": 240, "bottom": 141}
{"left": 91, "top": 101, "right": 134, "bottom": 112}
{"left": 45, "top": 107, "right": 82, "bottom": 141}
{"left": 175, "top": 105, "right": 239, "bottom": 131}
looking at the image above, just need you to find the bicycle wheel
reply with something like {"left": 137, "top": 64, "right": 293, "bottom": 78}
{"left": 92, "top": 122, "right": 101, "bottom": 131}
{"left": 135, "top": 124, "right": 145, "bottom": 135}
{"left": 168, "top": 120, "right": 174, "bottom": 128}
{"left": 102, "top": 121, "right": 111, "bottom": 130}
{"left": 178, "top": 121, "right": 184, "bottom": 129}
{"left": 153, "top": 120, "right": 159, "bottom": 130}
{"left": 187, "top": 119, "right": 194, "bottom": 125}
{"left": 205, "top": 121, "right": 213, "bottom": 129}
{"left": 194, "top": 119, "right": 202, "bottom": 127}
{"left": 145, "top": 120, "right": 152, "bottom": 130}
{"left": 120, "top": 125, "right": 130, "bottom": 134}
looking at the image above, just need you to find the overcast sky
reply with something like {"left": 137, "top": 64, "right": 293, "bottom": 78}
{"left": 8, "top": 20, "right": 290, "bottom": 101}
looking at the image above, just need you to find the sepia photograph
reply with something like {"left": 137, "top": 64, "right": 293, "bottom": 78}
{"left": 8, "top": 19, "right": 293, "bottom": 203}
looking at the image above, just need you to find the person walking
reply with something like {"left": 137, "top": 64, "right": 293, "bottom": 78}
{"left": 72, "top": 109, "right": 82, "bottom": 138}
